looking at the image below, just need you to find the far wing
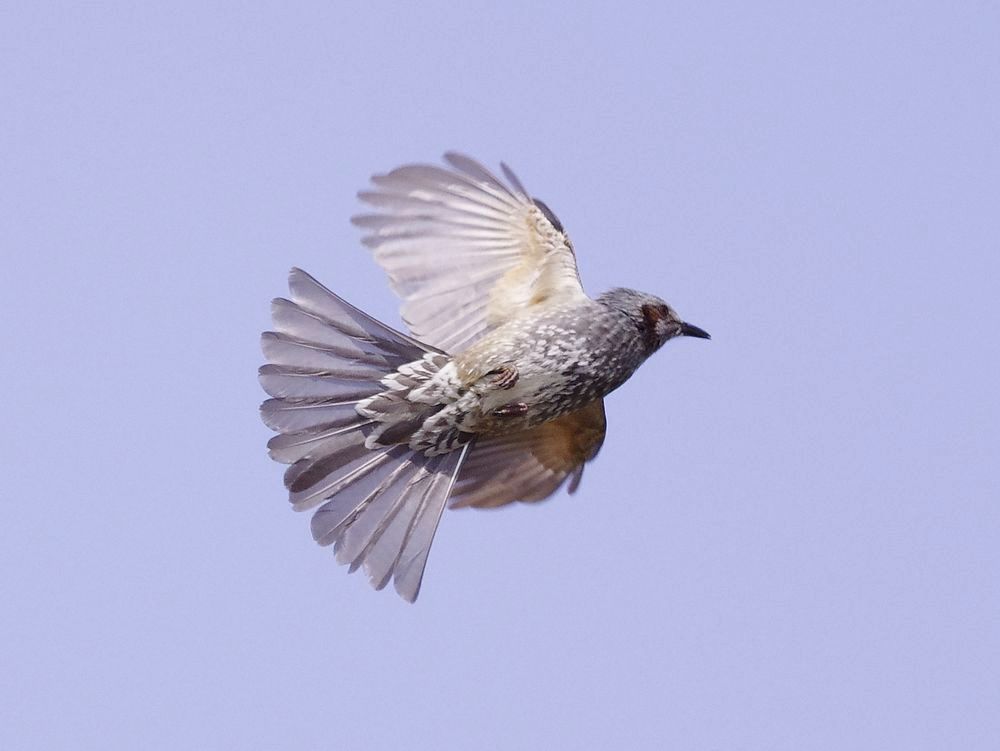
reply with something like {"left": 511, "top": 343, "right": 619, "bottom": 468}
{"left": 352, "top": 153, "right": 586, "bottom": 353}
{"left": 449, "top": 399, "right": 607, "bottom": 509}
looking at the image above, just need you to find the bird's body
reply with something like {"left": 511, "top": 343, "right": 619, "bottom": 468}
{"left": 452, "top": 295, "right": 648, "bottom": 425}
{"left": 260, "top": 154, "right": 709, "bottom": 601}
{"left": 361, "top": 294, "right": 659, "bottom": 454}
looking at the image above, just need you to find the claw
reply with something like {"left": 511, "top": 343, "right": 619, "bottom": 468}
{"left": 492, "top": 402, "right": 528, "bottom": 418}
{"left": 487, "top": 363, "right": 519, "bottom": 390}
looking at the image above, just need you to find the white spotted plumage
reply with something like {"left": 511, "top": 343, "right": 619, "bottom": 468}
{"left": 260, "top": 154, "right": 709, "bottom": 601}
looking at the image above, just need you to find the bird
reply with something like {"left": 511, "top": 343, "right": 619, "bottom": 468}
{"left": 259, "top": 153, "right": 710, "bottom": 602}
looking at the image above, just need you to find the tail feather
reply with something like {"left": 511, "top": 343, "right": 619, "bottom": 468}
{"left": 260, "top": 267, "right": 467, "bottom": 601}
{"left": 259, "top": 365, "right": 383, "bottom": 401}
{"left": 333, "top": 448, "right": 466, "bottom": 601}
{"left": 351, "top": 463, "right": 437, "bottom": 587}
{"left": 271, "top": 298, "right": 410, "bottom": 366}
{"left": 260, "top": 331, "right": 389, "bottom": 379}
{"left": 390, "top": 445, "right": 468, "bottom": 599}
{"left": 310, "top": 448, "right": 413, "bottom": 545}
{"left": 283, "top": 430, "right": 385, "bottom": 509}
{"left": 267, "top": 421, "right": 375, "bottom": 465}
{"left": 286, "top": 266, "right": 436, "bottom": 354}
{"left": 260, "top": 398, "right": 365, "bottom": 434}
{"left": 312, "top": 455, "right": 416, "bottom": 552}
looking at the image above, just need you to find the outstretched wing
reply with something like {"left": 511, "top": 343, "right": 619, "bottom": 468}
{"left": 449, "top": 399, "right": 607, "bottom": 509}
{"left": 352, "top": 152, "right": 586, "bottom": 353}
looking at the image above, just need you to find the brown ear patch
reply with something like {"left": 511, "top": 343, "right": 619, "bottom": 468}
{"left": 641, "top": 303, "right": 666, "bottom": 326}
{"left": 640, "top": 303, "right": 668, "bottom": 351}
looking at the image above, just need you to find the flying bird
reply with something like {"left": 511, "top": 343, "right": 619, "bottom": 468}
{"left": 259, "top": 153, "right": 710, "bottom": 601}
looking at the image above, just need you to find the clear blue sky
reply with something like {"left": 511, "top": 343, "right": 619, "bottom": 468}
{"left": 3, "top": 3, "right": 998, "bottom": 749}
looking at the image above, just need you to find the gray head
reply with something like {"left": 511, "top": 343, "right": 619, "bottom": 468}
{"left": 597, "top": 287, "right": 711, "bottom": 355}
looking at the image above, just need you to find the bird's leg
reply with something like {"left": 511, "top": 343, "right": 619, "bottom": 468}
{"left": 486, "top": 363, "right": 519, "bottom": 390}
{"left": 491, "top": 402, "right": 529, "bottom": 418}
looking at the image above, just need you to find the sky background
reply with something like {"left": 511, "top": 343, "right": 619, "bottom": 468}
{"left": 3, "top": 2, "right": 998, "bottom": 749}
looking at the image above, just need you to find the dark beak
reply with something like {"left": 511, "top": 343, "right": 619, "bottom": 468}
{"left": 680, "top": 322, "right": 711, "bottom": 340}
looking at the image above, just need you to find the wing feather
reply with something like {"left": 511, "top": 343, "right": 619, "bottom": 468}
{"left": 450, "top": 400, "right": 607, "bottom": 509}
{"left": 353, "top": 153, "right": 586, "bottom": 352}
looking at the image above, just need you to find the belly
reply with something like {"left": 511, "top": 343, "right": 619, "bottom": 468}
{"left": 475, "top": 366, "right": 599, "bottom": 435}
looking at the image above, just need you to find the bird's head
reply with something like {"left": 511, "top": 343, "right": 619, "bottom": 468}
{"left": 598, "top": 288, "right": 711, "bottom": 355}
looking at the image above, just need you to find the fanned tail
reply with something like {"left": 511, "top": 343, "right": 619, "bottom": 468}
{"left": 259, "top": 267, "right": 467, "bottom": 601}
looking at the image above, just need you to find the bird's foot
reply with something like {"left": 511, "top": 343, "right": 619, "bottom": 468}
{"left": 487, "top": 363, "right": 519, "bottom": 390}
{"left": 491, "top": 402, "right": 528, "bottom": 418}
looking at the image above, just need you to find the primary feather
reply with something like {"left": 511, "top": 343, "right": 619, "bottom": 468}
{"left": 352, "top": 152, "right": 586, "bottom": 352}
